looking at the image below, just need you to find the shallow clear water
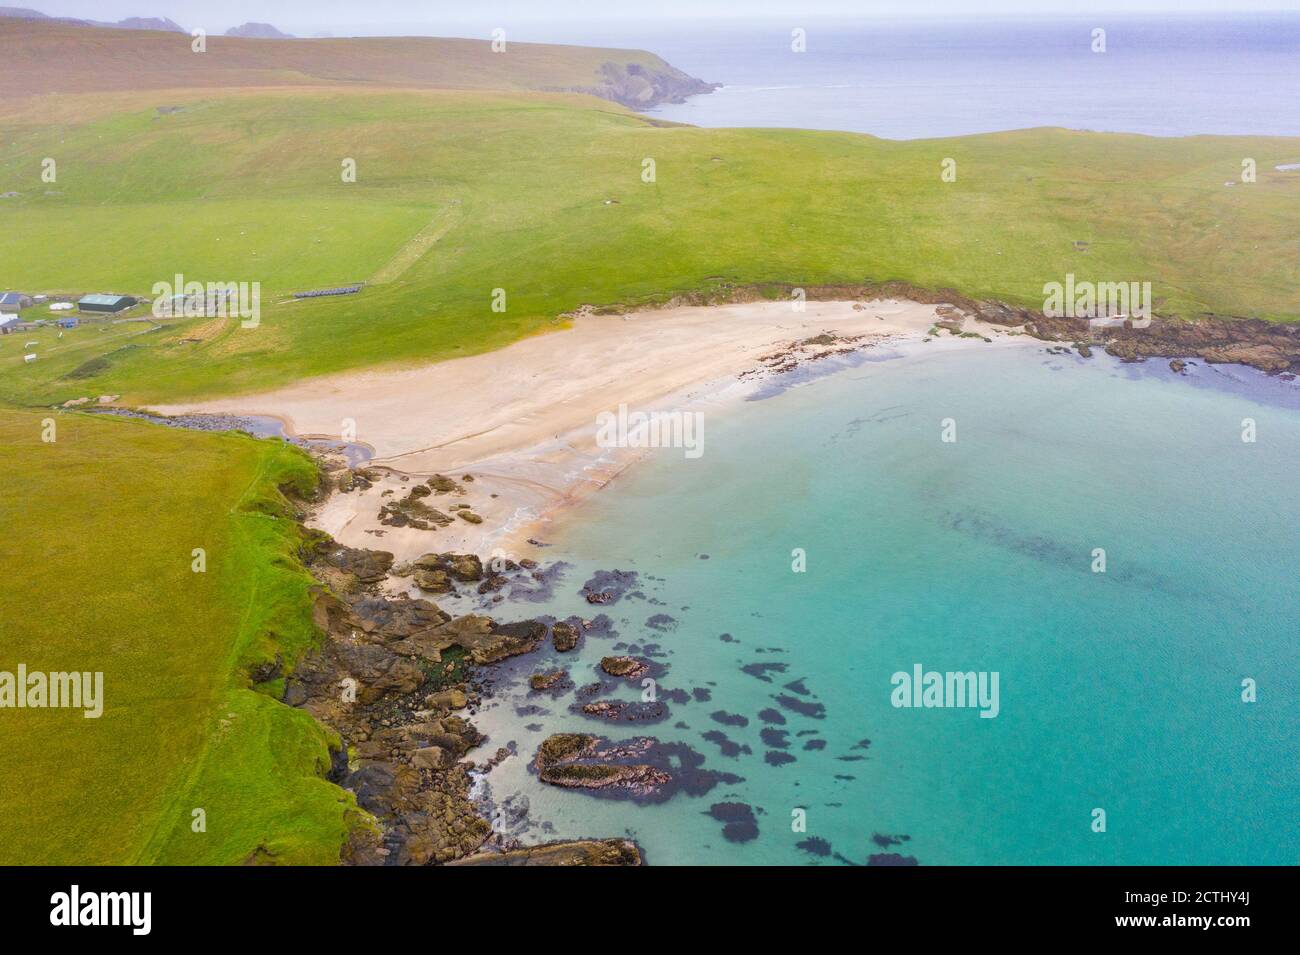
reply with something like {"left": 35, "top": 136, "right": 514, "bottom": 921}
{"left": 471, "top": 341, "right": 1300, "bottom": 865}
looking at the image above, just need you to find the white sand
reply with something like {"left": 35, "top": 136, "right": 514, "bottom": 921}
{"left": 154, "top": 299, "right": 991, "bottom": 561}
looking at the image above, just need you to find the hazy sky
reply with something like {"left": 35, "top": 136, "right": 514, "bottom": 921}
{"left": 27, "top": 0, "right": 1300, "bottom": 34}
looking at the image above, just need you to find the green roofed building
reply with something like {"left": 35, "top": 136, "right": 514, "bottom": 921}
{"left": 77, "top": 294, "right": 137, "bottom": 313}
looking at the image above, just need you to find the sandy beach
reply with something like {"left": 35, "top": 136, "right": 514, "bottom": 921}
{"left": 152, "top": 299, "right": 995, "bottom": 562}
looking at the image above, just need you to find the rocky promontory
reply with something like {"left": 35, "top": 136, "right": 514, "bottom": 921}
{"left": 559, "top": 60, "right": 718, "bottom": 110}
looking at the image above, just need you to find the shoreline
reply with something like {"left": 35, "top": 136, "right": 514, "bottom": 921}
{"left": 118, "top": 297, "right": 1299, "bottom": 864}
{"left": 152, "top": 298, "right": 1010, "bottom": 564}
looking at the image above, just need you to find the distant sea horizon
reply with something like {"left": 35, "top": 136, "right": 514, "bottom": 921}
{"left": 323, "top": 13, "right": 1300, "bottom": 139}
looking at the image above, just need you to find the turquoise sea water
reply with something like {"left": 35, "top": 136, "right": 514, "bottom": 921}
{"left": 472, "top": 341, "right": 1300, "bottom": 865}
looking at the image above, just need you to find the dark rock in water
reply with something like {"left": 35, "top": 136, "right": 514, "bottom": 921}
{"left": 530, "top": 670, "right": 568, "bottom": 691}
{"left": 868, "top": 853, "right": 919, "bottom": 866}
{"left": 551, "top": 620, "right": 581, "bottom": 652}
{"left": 772, "top": 693, "right": 826, "bottom": 719}
{"left": 852, "top": 738, "right": 873, "bottom": 751}
{"left": 580, "top": 569, "right": 639, "bottom": 605}
{"left": 575, "top": 681, "right": 608, "bottom": 699}
{"left": 1170, "top": 358, "right": 1187, "bottom": 373}
{"left": 692, "top": 687, "right": 712, "bottom": 702}
{"left": 644, "top": 613, "right": 677, "bottom": 632}
{"left": 583, "top": 614, "right": 617, "bottom": 639}
{"left": 796, "top": 837, "right": 832, "bottom": 857}
{"left": 836, "top": 755, "right": 866, "bottom": 762}
{"left": 660, "top": 688, "right": 690, "bottom": 704}
{"left": 742, "top": 662, "right": 789, "bottom": 683}
{"left": 710, "top": 710, "right": 749, "bottom": 728}
{"left": 701, "top": 730, "right": 751, "bottom": 758}
{"left": 706, "top": 802, "right": 759, "bottom": 843}
{"left": 719, "top": 633, "right": 736, "bottom": 643}
{"left": 872, "top": 832, "right": 912, "bottom": 848}
{"left": 760, "top": 728, "right": 790, "bottom": 749}
{"left": 477, "top": 573, "right": 508, "bottom": 593}
{"left": 533, "top": 733, "right": 740, "bottom": 804}
{"left": 802, "top": 738, "right": 827, "bottom": 751}
{"left": 448, "top": 838, "right": 643, "bottom": 866}
{"left": 782, "top": 677, "right": 812, "bottom": 696}
{"left": 574, "top": 698, "right": 669, "bottom": 724}
{"left": 600, "top": 655, "right": 650, "bottom": 680}
{"left": 507, "top": 560, "right": 570, "bottom": 602}
{"left": 764, "top": 751, "right": 797, "bottom": 767}
{"left": 757, "top": 707, "right": 786, "bottom": 725}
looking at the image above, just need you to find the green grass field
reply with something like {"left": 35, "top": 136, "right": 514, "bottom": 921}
{"left": 2, "top": 87, "right": 1297, "bottom": 407}
{"left": 0, "top": 409, "right": 356, "bottom": 864}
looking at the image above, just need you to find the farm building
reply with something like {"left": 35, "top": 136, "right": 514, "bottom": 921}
{"left": 0, "top": 316, "right": 20, "bottom": 335}
{"left": 0, "top": 292, "right": 34, "bottom": 313}
{"left": 78, "top": 294, "right": 138, "bottom": 313}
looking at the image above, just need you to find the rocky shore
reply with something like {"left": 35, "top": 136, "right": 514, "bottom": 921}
{"left": 272, "top": 481, "right": 643, "bottom": 865}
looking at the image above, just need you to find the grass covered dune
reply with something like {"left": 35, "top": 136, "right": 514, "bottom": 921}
{"left": 1, "top": 87, "right": 1297, "bottom": 406}
{"left": 0, "top": 409, "right": 358, "bottom": 864}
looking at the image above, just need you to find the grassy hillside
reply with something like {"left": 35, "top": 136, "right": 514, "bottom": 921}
{"left": 0, "top": 86, "right": 1297, "bottom": 406}
{"left": 0, "top": 18, "right": 709, "bottom": 103}
{"left": 0, "top": 408, "right": 356, "bottom": 864}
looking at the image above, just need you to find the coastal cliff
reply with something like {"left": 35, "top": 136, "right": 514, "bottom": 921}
{"left": 555, "top": 60, "right": 719, "bottom": 109}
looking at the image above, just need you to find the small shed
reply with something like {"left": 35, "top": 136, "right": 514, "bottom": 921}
{"left": 0, "top": 316, "right": 20, "bottom": 335}
{"left": 0, "top": 292, "right": 33, "bottom": 313}
{"left": 78, "top": 294, "right": 138, "bottom": 314}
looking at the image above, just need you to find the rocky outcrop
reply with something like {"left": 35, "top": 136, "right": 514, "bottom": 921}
{"left": 600, "top": 656, "right": 649, "bottom": 679}
{"left": 551, "top": 620, "right": 580, "bottom": 652}
{"left": 278, "top": 535, "right": 634, "bottom": 864}
{"left": 448, "top": 838, "right": 642, "bottom": 866}
{"left": 530, "top": 669, "right": 567, "bottom": 691}
{"left": 557, "top": 60, "right": 718, "bottom": 111}
{"left": 532, "top": 732, "right": 741, "bottom": 804}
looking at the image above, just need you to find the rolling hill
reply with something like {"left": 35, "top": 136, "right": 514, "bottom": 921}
{"left": 1, "top": 80, "right": 1297, "bottom": 407}
{"left": 0, "top": 18, "right": 716, "bottom": 107}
